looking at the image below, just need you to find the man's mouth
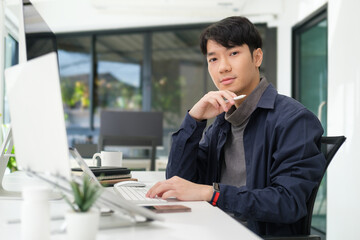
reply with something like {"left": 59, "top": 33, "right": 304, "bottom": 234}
{"left": 220, "top": 77, "right": 235, "bottom": 85}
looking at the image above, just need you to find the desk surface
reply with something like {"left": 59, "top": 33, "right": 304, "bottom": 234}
{"left": 0, "top": 171, "right": 261, "bottom": 240}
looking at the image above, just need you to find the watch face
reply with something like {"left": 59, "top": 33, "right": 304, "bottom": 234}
{"left": 213, "top": 182, "right": 220, "bottom": 192}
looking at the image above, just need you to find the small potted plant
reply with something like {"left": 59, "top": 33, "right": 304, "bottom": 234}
{"left": 63, "top": 175, "right": 103, "bottom": 240}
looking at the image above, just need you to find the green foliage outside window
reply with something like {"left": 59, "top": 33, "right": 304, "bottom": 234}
{"left": 61, "top": 78, "right": 90, "bottom": 108}
{"left": 96, "top": 77, "right": 142, "bottom": 110}
{"left": 152, "top": 76, "right": 185, "bottom": 127}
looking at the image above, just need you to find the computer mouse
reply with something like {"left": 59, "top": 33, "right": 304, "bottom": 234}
{"left": 114, "top": 181, "right": 146, "bottom": 187}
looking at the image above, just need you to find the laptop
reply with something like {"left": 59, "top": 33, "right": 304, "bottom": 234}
{"left": 69, "top": 147, "right": 169, "bottom": 205}
{"left": 4, "top": 52, "right": 163, "bottom": 222}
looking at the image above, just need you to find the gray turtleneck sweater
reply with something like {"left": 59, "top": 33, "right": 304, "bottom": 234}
{"left": 220, "top": 78, "right": 270, "bottom": 187}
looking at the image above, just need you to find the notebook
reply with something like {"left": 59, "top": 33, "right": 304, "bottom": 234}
{"left": 71, "top": 166, "right": 131, "bottom": 178}
{"left": 72, "top": 167, "right": 130, "bottom": 176}
{"left": 5, "top": 52, "right": 163, "bottom": 222}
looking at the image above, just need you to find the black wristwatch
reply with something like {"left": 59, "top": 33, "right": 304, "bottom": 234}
{"left": 211, "top": 182, "right": 220, "bottom": 206}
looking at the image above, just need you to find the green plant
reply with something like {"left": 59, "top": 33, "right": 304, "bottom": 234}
{"left": 61, "top": 79, "right": 90, "bottom": 109}
{"left": 7, "top": 146, "right": 17, "bottom": 172}
{"left": 63, "top": 176, "right": 103, "bottom": 212}
{"left": 0, "top": 123, "right": 17, "bottom": 172}
{"left": 152, "top": 76, "right": 185, "bottom": 127}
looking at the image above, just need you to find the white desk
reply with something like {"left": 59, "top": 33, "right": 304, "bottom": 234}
{"left": 0, "top": 171, "right": 261, "bottom": 240}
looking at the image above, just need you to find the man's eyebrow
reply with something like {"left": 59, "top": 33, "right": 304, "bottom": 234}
{"left": 227, "top": 45, "right": 241, "bottom": 50}
{"left": 207, "top": 52, "right": 216, "bottom": 57}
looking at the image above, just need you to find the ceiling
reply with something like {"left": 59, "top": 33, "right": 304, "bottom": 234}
{"left": 25, "top": 0, "right": 283, "bottom": 33}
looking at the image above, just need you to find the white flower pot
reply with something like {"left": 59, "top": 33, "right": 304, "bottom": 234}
{"left": 66, "top": 209, "right": 100, "bottom": 240}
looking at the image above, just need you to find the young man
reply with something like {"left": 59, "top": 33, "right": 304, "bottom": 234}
{"left": 146, "top": 16, "right": 326, "bottom": 236}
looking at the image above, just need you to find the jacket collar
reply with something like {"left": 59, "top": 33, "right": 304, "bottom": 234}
{"left": 214, "top": 82, "right": 277, "bottom": 127}
{"left": 256, "top": 83, "right": 277, "bottom": 110}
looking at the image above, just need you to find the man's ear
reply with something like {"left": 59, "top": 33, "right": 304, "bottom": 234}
{"left": 253, "top": 48, "right": 263, "bottom": 67}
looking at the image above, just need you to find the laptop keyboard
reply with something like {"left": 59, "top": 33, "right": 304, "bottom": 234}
{"left": 113, "top": 186, "right": 167, "bottom": 204}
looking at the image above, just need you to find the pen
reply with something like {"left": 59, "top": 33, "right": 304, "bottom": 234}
{"left": 225, "top": 94, "right": 246, "bottom": 103}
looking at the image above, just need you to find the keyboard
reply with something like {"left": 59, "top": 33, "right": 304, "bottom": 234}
{"left": 113, "top": 186, "right": 167, "bottom": 204}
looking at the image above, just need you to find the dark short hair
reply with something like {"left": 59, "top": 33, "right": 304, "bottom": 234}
{"left": 200, "top": 16, "right": 262, "bottom": 55}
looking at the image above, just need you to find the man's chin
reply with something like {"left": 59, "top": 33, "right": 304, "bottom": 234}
{"left": 219, "top": 86, "right": 243, "bottom": 95}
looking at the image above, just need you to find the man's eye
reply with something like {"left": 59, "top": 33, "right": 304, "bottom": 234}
{"left": 208, "top": 58, "right": 217, "bottom": 63}
{"left": 230, "top": 51, "right": 238, "bottom": 56}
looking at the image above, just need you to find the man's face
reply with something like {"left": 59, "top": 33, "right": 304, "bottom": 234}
{"left": 206, "top": 40, "right": 263, "bottom": 96}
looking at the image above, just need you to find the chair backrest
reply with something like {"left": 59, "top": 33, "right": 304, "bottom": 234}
{"left": 303, "top": 136, "right": 346, "bottom": 234}
{"left": 320, "top": 136, "right": 347, "bottom": 169}
{"left": 74, "top": 143, "right": 98, "bottom": 158}
{"left": 98, "top": 110, "right": 163, "bottom": 148}
{"left": 98, "top": 110, "right": 163, "bottom": 170}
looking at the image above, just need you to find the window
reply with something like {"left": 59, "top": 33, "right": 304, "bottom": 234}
{"left": 152, "top": 29, "right": 206, "bottom": 155}
{"left": 58, "top": 37, "right": 92, "bottom": 129}
{"left": 26, "top": 23, "right": 276, "bottom": 159}
{"left": 94, "top": 33, "right": 144, "bottom": 127}
{"left": 3, "top": 35, "right": 19, "bottom": 124}
{"left": 292, "top": 5, "right": 328, "bottom": 235}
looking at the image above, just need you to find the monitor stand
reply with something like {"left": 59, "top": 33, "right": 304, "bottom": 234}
{"left": 0, "top": 127, "right": 21, "bottom": 198}
{"left": 0, "top": 127, "right": 63, "bottom": 200}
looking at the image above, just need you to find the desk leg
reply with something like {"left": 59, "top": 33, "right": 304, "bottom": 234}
{"left": 150, "top": 142, "right": 156, "bottom": 171}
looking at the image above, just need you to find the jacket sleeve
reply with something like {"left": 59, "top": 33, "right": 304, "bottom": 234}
{"left": 166, "top": 112, "right": 212, "bottom": 183}
{"left": 216, "top": 108, "right": 327, "bottom": 224}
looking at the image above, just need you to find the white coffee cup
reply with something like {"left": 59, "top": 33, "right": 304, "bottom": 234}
{"left": 92, "top": 151, "right": 123, "bottom": 167}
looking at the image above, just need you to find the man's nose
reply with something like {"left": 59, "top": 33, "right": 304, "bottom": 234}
{"left": 219, "top": 58, "right": 232, "bottom": 73}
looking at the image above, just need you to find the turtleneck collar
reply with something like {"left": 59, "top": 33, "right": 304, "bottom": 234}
{"left": 225, "top": 77, "right": 270, "bottom": 126}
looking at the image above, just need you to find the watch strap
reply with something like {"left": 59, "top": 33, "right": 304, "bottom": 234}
{"left": 210, "top": 182, "right": 220, "bottom": 206}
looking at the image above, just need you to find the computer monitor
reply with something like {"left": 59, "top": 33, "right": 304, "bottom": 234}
{"left": 22, "top": 0, "right": 57, "bottom": 61}
{"left": 5, "top": 52, "right": 71, "bottom": 179}
{"left": 4, "top": 52, "right": 163, "bottom": 222}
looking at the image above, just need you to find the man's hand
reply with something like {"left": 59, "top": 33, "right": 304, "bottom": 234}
{"left": 146, "top": 176, "right": 213, "bottom": 202}
{"left": 189, "top": 90, "right": 237, "bottom": 121}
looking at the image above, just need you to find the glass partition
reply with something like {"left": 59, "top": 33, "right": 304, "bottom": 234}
{"left": 151, "top": 29, "right": 206, "bottom": 155}
{"left": 293, "top": 7, "right": 328, "bottom": 235}
{"left": 24, "top": 21, "right": 277, "bottom": 161}
{"left": 94, "top": 33, "right": 143, "bottom": 128}
{"left": 300, "top": 18, "right": 328, "bottom": 234}
{"left": 3, "top": 36, "right": 19, "bottom": 124}
{"left": 152, "top": 30, "right": 205, "bottom": 126}
{"left": 57, "top": 37, "right": 92, "bottom": 128}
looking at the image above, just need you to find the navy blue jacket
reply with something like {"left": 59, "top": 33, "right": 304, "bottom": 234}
{"left": 166, "top": 84, "right": 326, "bottom": 236}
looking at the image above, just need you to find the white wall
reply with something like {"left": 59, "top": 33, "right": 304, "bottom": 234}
{"left": 275, "top": 0, "right": 327, "bottom": 96}
{"left": 327, "top": 0, "right": 360, "bottom": 239}
{"left": 275, "top": 0, "right": 299, "bottom": 96}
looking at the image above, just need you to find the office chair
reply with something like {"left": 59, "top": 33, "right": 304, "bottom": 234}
{"left": 73, "top": 143, "right": 98, "bottom": 158}
{"left": 265, "top": 136, "right": 346, "bottom": 240}
{"left": 98, "top": 110, "right": 163, "bottom": 171}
